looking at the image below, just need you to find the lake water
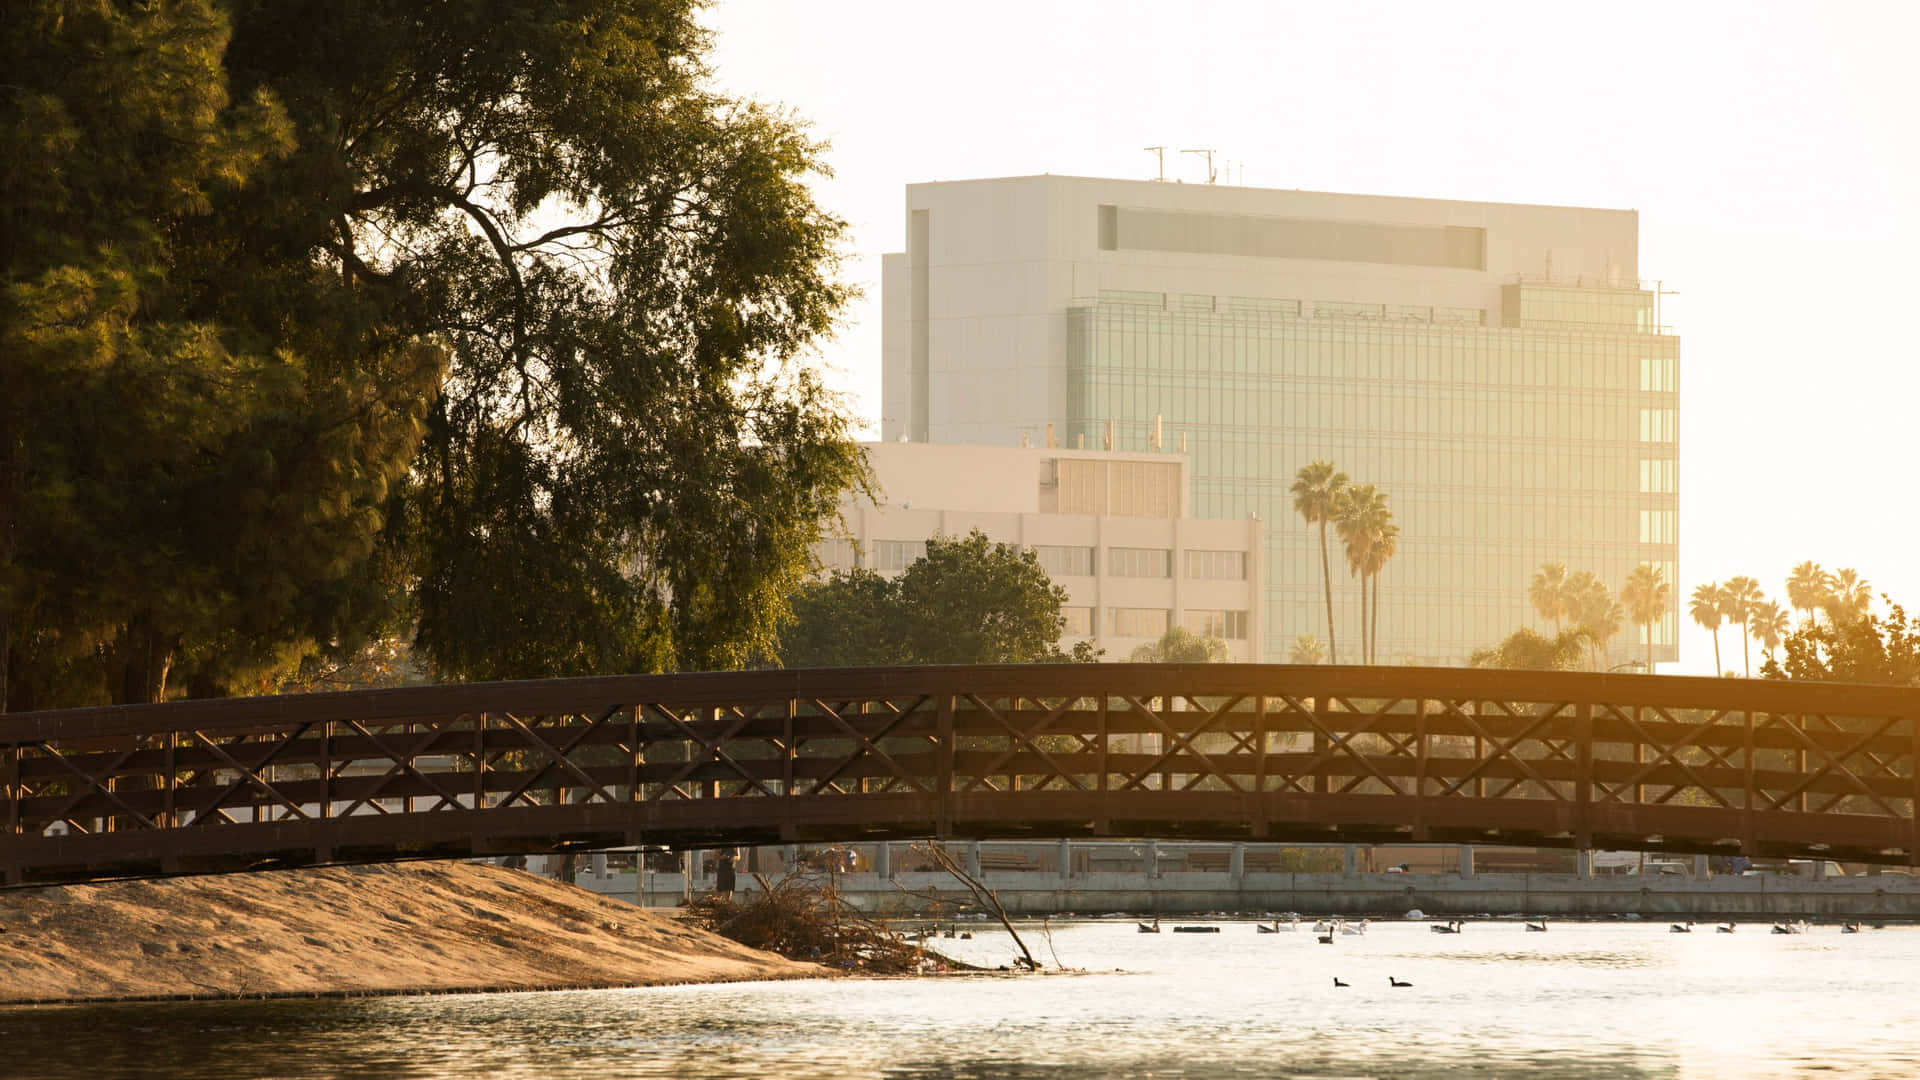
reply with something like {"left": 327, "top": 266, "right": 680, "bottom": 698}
{"left": 3, "top": 917, "right": 1915, "bottom": 1079}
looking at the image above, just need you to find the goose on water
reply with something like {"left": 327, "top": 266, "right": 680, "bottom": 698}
{"left": 1332, "top": 977, "right": 1348, "bottom": 987}
{"left": 1717, "top": 923, "right": 1735, "bottom": 933}
{"left": 1670, "top": 922, "right": 1693, "bottom": 933}
{"left": 1389, "top": 977, "right": 1413, "bottom": 987}
{"left": 1525, "top": 920, "right": 1548, "bottom": 932}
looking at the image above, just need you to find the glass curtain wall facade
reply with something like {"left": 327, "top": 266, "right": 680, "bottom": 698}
{"left": 1066, "top": 288, "right": 1680, "bottom": 665}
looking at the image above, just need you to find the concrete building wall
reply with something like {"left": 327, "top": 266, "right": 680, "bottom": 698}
{"left": 817, "top": 442, "right": 1264, "bottom": 662}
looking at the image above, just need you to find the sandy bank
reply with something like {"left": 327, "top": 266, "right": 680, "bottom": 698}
{"left": 0, "top": 861, "right": 823, "bottom": 1005}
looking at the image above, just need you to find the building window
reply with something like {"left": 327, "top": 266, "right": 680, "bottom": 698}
{"left": 1032, "top": 545, "right": 1096, "bottom": 578}
{"left": 1109, "top": 607, "right": 1169, "bottom": 638}
{"left": 1060, "top": 606, "right": 1093, "bottom": 636}
{"left": 1183, "top": 609, "right": 1249, "bottom": 639}
{"left": 1055, "top": 459, "right": 1180, "bottom": 518}
{"left": 813, "top": 538, "right": 859, "bottom": 571}
{"left": 871, "top": 539, "right": 926, "bottom": 572}
{"left": 1185, "top": 549, "right": 1248, "bottom": 580}
{"left": 1638, "top": 407, "right": 1676, "bottom": 442}
{"left": 1108, "top": 547, "right": 1172, "bottom": 578}
{"left": 1639, "top": 459, "right": 1676, "bottom": 494}
{"left": 1638, "top": 509, "right": 1676, "bottom": 545}
{"left": 1640, "top": 355, "right": 1677, "bottom": 392}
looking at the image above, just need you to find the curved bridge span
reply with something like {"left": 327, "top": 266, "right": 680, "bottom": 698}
{"left": 3, "top": 665, "right": 1917, "bottom": 885}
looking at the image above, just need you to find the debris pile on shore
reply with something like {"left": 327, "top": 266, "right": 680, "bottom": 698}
{"left": 683, "top": 870, "right": 965, "bottom": 974}
{"left": 0, "top": 861, "right": 819, "bottom": 1005}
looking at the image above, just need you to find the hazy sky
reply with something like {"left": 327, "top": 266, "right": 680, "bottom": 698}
{"left": 704, "top": 0, "right": 1919, "bottom": 675}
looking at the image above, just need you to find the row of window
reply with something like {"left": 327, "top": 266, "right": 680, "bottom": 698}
{"left": 1638, "top": 408, "right": 1677, "bottom": 443}
{"left": 1081, "top": 607, "right": 1252, "bottom": 640}
{"left": 1639, "top": 458, "right": 1677, "bottom": 494}
{"left": 1638, "top": 509, "right": 1677, "bottom": 545}
{"left": 820, "top": 540, "right": 1250, "bottom": 582}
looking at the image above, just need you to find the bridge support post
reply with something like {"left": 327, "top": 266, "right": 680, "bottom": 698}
{"left": 1577, "top": 849, "right": 1593, "bottom": 879}
{"left": 1145, "top": 839, "right": 1159, "bottom": 879}
{"left": 1229, "top": 843, "right": 1244, "bottom": 882}
{"left": 591, "top": 852, "right": 607, "bottom": 879}
{"left": 966, "top": 840, "right": 981, "bottom": 879}
{"left": 1342, "top": 844, "right": 1357, "bottom": 878}
{"left": 1693, "top": 854, "right": 1710, "bottom": 880}
{"left": 1458, "top": 845, "right": 1475, "bottom": 878}
{"left": 1058, "top": 839, "right": 1072, "bottom": 881}
{"left": 875, "top": 842, "right": 891, "bottom": 879}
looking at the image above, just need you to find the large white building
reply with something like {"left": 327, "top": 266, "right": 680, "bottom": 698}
{"left": 880, "top": 175, "right": 1681, "bottom": 667}
{"left": 819, "top": 441, "right": 1265, "bottom": 661}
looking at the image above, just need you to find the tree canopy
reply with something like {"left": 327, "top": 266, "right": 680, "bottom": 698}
{"left": 3, "top": 1, "right": 865, "bottom": 707}
{"left": 1468, "top": 627, "right": 1589, "bottom": 672}
{"left": 1130, "top": 626, "right": 1228, "bottom": 664}
{"left": 1762, "top": 600, "right": 1918, "bottom": 686}
{"left": 778, "top": 532, "right": 1093, "bottom": 667}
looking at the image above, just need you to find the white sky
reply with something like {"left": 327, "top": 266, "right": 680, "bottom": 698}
{"left": 704, "top": 0, "right": 1920, "bottom": 675}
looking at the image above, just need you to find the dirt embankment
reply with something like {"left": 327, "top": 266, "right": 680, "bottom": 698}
{"left": 0, "top": 861, "right": 823, "bottom": 1005}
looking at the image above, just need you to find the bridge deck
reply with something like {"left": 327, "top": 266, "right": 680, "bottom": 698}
{"left": 2, "top": 665, "right": 1916, "bottom": 886}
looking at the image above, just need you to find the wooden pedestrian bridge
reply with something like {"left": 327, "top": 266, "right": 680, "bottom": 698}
{"left": 2, "top": 664, "right": 1916, "bottom": 886}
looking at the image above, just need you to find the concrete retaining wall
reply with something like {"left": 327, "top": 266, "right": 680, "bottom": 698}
{"left": 576, "top": 868, "right": 1920, "bottom": 919}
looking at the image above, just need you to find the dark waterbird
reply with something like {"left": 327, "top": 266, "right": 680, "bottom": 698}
{"left": 1389, "top": 977, "right": 1413, "bottom": 987}
{"left": 1333, "top": 977, "right": 1348, "bottom": 987}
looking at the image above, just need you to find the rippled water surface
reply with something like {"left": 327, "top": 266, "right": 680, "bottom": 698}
{"left": 3, "top": 919, "right": 1916, "bottom": 1079}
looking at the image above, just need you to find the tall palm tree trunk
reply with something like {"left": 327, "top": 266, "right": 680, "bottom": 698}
{"left": 1370, "top": 571, "right": 1381, "bottom": 664}
{"left": 1710, "top": 631, "right": 1721, "bottom": 678}
{"left": 1644, "top": 621, "right": 1653, "bottom": 673}
{"left": 1318, "top": 520, "right": 1337, "bottom": 665}
{"left": 1739, "top": 619, "right": 1751, "bottom": 677}
{"left": 1357, "top": 572, "right": 1369, "bottom": 665}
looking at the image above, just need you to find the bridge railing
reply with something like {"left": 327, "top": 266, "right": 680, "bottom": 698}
{"left": 2, "top": 665, "right": 1915, "bottom": 884}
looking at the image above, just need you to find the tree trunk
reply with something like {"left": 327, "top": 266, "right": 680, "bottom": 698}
{"left": 1740, "top": 620, "right": 1751, "bottom": 677}
{"left": 105, "top": 617, "right": 176, "bottom": 705}
{"left": 1318, "top": 520, "right": 1337, "bottom": 665}
{"left": 1371, "top": 570, "right": 1382, "bottom": 665}
{"left": 1645, "top": 622, "right": 1653, "bottom": 673}
{"left": 1357, "top": 571, "right": 1369, "bottom": 666}
{"left": 1711, "top": 631, "right": 1721, "bottom": 677}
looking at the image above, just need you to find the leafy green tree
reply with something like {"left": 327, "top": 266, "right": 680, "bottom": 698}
{"left": 1469, "top": 627, "right": 1587, "bottom": 671}
{"left": 781, "top": 569, "right": 909, "bottom": 668}
{"left": 1621, "top": 563, "right": 1671, "bottom": 673}
{"left": 778, "top": 532, "right": 1089, "bottom": 667}
{"left": 1689, "top": 582, "right": 1725, "bottom": 676}
{"left": 1130, "top": 626, "right": 1228, "bottom": 663}
{"left": 2, "top": 1, "right": 435, "bottom": 708}
{"left": 1763, "top": 600, "right": 1918, "bottom": 686}
{"left": 5, "top": 1, "right": 870, "bottom": 705}
{"left": 1289, "top": 634, "right": 1326, "bottom": 664}
{"left": 1289, "top": 461, "right": 1347, "bottom": 665}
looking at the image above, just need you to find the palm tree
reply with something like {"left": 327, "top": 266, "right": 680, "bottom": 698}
{"left": 1289, "top": 634, "right": 1326, "bottom": 665}
{"left": 1567, "top": 571, "right": 1620, "bottom": 670}
{"left": 1748, "top": 600, "right": 1789, "bottom": 666}
{"left": 1825, "top": 568, "right": 1871, "bottom": 623}
{"left": 1689, "top": 582, "right": 1724, "bottom": 676}
{"left": 1621, "top": 563, "right": 1671, "bottom": 673}
{"left": 1366, "top": 520, "right": 1399, "bottom": 664}
{"left": 1785, "top": 561, "right": 1831, "bottom": 627}
{"left": 1334, "top": 483, "right": 1390, "bottom": 664}
{"left": 1290, "top": 462, "right": 1348, "bottom": 664}
{"left": 1529, "top": 562, "right": 1570, "bottom": 634}
{"left": 1720, "top": 576, "right": 1763, "bottom": 676}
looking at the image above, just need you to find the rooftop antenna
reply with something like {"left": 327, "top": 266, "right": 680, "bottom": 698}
{"left": 1144, "top": 146, "right": 1166, "bottom": 181}
{"left": 1181, "top": 148, "right": 1217, "bottom": 184}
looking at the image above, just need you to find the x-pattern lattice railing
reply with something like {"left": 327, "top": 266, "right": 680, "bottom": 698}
{"left": 1, "top": 665, "right": 1916, "bottom": 885}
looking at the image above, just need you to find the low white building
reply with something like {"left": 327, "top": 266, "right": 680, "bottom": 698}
{"left": 817, "top": 441, "right": 1265, "bottom": 661}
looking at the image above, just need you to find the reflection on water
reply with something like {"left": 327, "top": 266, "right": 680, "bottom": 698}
{"left": 2, "top": 921, "right": 1915, "bottom": 1079}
